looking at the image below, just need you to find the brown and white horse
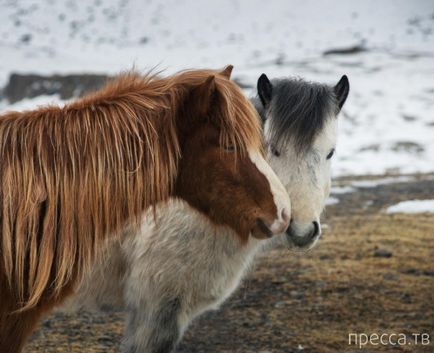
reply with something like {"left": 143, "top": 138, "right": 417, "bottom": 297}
{"left": 0, "top": 66, "right": 291, "bottom": 352}
{"left": 67, "top": 73, "right": 349, "bottom": 353}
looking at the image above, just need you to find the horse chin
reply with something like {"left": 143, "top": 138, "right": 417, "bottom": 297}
{"left": 251, "top": 219, "right": 273, "bottom": 240}
{"left": 286, "top": 234, "right": 320, "bottom": 251}
{"left": 251, "top": 228, "right": 273, "bottom": 240}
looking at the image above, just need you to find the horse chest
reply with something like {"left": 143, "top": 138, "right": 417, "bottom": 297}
{"left": 70, "top": 201, "right": 264, "bottom": 321}
{"left": 179, "top": 232, "right": 261, "bottom": 314}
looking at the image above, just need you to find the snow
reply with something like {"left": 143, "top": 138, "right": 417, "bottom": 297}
{"left": 1, "top": 0, "right": 434, "bottom": 177}
{"left": 386, "top": 200, "right": 434, "bottom": 214}
{"left": 326, "top": 197, "right": 340, "bottom": 205}
{"left": 0, "top": 95, "right": 63, "bottom": 112}
{"left": 331, "top": 186, "right": 357, "bottom": 194}
{"left": 349, "top": 176, "right": 415, "bottom": 188}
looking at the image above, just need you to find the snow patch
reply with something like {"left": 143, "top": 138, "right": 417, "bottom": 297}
{"left": 0, "top": 95, "right": 64, "bottom": 113}
{"left": 386, "top": 200, "right": 434, "bottom": 214}
{"left": 331, "top": 186, "right": 356, "bottom": 194}
{"left": 350, "top": 176, "right": 415, "bottom": 188}
{"left": 326, "top": 197, "right": 340, "bottom": 205}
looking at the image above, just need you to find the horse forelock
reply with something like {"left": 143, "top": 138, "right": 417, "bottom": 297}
{"left": 264, "top": 78, "right": 337, "bottom": 153}
{"left": 175, "top": 69, "right": 263, "bottom": 155}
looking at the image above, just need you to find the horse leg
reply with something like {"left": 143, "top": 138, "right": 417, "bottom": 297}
{"left": 122, "top": 297, "right": 183, "bottom": 353}
{"left": 0, "top": 307, "right": 45, "bottom": 353}
{"left": 0, "top": 276, "right": 76, "bottom": 353}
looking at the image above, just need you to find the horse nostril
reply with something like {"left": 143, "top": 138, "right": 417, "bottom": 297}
{"left": 312, "top": 221, "right": 320, "bottom": 237}
{"left": 255, "top": 218, "right": 273, "bottom": 238}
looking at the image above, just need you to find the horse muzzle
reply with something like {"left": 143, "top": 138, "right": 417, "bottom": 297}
{"left": 285, "top": 220, "right": 321, "bottom": 249}
{"left": 252, "top": 208, "right": 290, "bottom": 239}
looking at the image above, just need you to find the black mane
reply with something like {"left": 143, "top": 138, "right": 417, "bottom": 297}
{"left": 254, "top": 78, "right": 338, "bottom": 153}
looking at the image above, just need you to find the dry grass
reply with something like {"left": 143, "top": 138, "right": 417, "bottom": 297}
{"left": 257, "top": 213, "right": 434, "bottom": 352}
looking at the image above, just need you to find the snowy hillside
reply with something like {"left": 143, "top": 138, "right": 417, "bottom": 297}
{"left": 1, "top": 0, "right": 433, "bottom": 176}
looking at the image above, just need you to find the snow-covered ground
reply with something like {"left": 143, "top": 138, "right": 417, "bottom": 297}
{"left": 325, "top": 197, "right": 340, "bottom": 206}
{"left": 386, "top": 199, "right": 434, "bottom": 213}
{"left": 1, "top": 0, "right": 433, "bottom": 177}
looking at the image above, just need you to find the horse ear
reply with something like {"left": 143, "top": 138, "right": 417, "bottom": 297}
{"left": 334, "top": 75, "right": 350, "bottom": 111}
{"left": 191, "top": 75, "right": 216, "bottom": 116}
{"left": 219, "top": 65, "right": 234, "bottom": 79}
{"left": 257, "top": 73, "right": 273, "bottom": 107}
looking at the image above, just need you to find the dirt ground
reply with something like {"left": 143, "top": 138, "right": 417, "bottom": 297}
{"left": 26, "top": 174, "right": 434, "bottom": 353}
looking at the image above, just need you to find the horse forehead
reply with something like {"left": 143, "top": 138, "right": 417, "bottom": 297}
{"left": 247, "top": 149, "right": 285, "bottom": 202}
{"left": 247, "top": 149, "right": 269, "bottom": 176}
{"left": 263, "top": 112, "right": 337, "bottom": 149}
{"left": 314, "top": 116, "right": 337, "bottom": 150}
{"left": 262, "top": 118, "right": 273, "bottom": 141}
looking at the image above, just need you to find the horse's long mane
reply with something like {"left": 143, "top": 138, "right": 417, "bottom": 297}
{"left": 0, "top": 68, "right": 261, "bottom": 310}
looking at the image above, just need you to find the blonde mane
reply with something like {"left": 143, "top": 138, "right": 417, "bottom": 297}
{"left": 0, "top": 68, "right": 261, "bottom": 310}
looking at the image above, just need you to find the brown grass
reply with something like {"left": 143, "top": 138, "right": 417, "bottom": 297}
{"left": 258, "top": 212, "right": 434, "bottom": 352}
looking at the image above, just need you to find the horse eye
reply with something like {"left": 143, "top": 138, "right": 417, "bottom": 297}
{"left": 224, "top": 145, "right": 236, "bottom": 152}
{"left": 270, "top": 145, "right": 280, "bottom": 157}
{"left": 326, "top": 148, "right": 335, "bottom": 160}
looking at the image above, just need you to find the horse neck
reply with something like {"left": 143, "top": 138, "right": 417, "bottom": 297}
{"left": 150, "top": 199, "right": 263, "bottom": 262}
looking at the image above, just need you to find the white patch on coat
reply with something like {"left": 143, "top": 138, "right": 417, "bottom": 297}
{"left": 248, "top": 149, "right": 291, "bottom": 233}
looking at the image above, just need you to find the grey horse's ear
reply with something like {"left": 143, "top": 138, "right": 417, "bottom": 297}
{"left": 334, "top": 75, "right": 349, "bottom": 110}
{"left": 257, "top": 73, "right": 273, "bottom": 107}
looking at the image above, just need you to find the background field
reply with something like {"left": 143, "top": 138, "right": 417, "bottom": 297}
{"left": 0, "top": 0, "right": 433, "bottom": 352}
